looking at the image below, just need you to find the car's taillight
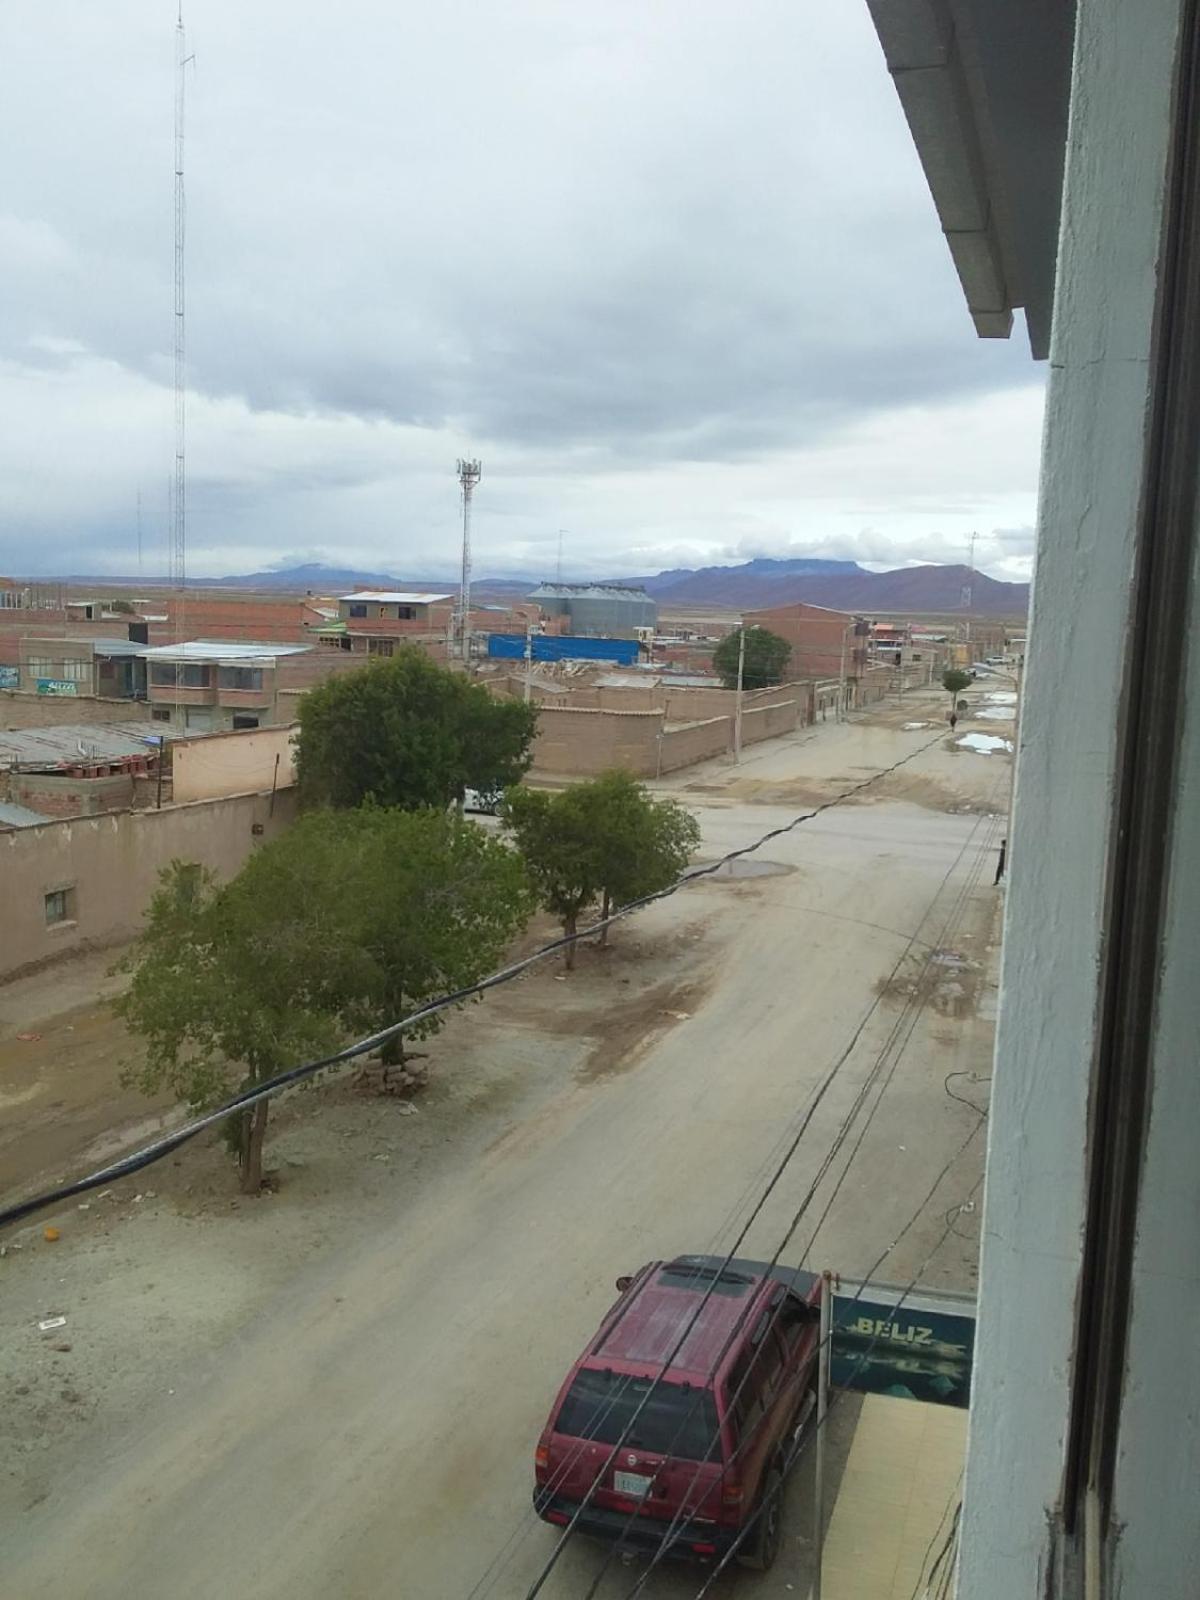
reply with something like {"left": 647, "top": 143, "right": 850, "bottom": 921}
{"left": 535, "top": 1443, "right": 550, "bottom": 1471}
{"left": 721, "top": 1481, "right": 744, "bottom": 1507}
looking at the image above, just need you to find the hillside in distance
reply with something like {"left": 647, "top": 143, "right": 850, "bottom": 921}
{"left": 648, "top": 561, "right": 1028, "bottom": 615}
{"left": 75, "top": 557, "right": 1028, "bottom": 615}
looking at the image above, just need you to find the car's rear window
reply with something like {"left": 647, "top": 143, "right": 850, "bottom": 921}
{"left": 554, "top": 1369, "right": 721, "bottom": 1461}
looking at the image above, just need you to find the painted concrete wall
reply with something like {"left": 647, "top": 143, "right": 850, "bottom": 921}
{"left": 171, "top": 724, "right": 298, "bottom": 803}
{"left": 1, "top": 788, "right": 300, "bottom": 981}
{"left": 958, "top": 1, "right": 1187, "bottom": 1593}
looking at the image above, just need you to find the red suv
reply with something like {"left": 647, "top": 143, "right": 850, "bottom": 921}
{"left": 533, "top": 1255, "right": 821, "bottom": 1571}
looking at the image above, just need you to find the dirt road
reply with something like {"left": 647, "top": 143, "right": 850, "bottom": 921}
{"left": 0, "top": 691, "right": 1009, "bottom": 1599}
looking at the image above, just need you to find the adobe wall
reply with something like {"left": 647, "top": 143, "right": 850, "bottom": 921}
{"left": 1, "top": 788, "right": 300, "bottom": 982}
{"left": 657, "top": 717, "right": 730, "bottom": 772}
{"left": 0, "top": 691, "right": 153, "bottom": 730}
{"left": 9, "top": 770, "right": 135, "bottom": 818}
{"left": 171, "top": 724, "right": 299, "bottom": 804}
{"left": 738, "top": 698, "right": 799, "bottom": 746}
{"left": 529, "top": 706, "right": 661, "bottom": 776}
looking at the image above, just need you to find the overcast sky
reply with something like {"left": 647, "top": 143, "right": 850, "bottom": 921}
{"left": 0, "top": 2, "right": 1045, "bottom": 584}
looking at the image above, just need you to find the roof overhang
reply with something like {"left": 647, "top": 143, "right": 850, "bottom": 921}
{"left": 865, "top": 0, "right": 1076, "bottom": 358}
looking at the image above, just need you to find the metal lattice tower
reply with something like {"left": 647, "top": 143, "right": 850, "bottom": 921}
{"left": 456, "top": 458, "right": 482, "bottom": 660}
{"left": 171, "top": 6, "right": 192, "bottom": 646}
{"left": 961, "top": 529, "right": 977, "bottom": 611}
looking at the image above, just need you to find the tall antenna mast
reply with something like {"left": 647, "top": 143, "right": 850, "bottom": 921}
{"left": 171, "top": 5, "right": 193, "bottom": 652}
{"left": 456, "top": 458, "right": 482, "bottom": 661}
{"left": 137, "top": 487, "right": 143, "bottom": 577}
{"left": 961, "top": 529, "right": 977, "bottom": 611}
{"left": 557, "top": 528, "right": 565, "bottom": 587}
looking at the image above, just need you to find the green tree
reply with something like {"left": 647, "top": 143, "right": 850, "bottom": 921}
{"left": 942, "top": 667, "right": 973, "bottom": 711}
{"left": 502, "top": 773, "right": 700, "bottom": 968}
{"left": 713, "top": 626, "right": 791, "bottom": 690}
{"left": 299, "top": 806, "right": 535, "bottom": 1072}
{"left": 582, "top": 771, "right": 701, "bottom": 943}
{"left": 501, "top": 785, "right": 603, "bottom": 970}
{"left": 295, "top": 648, "right": 537, "bottom": 810}
{"left": 115, "top": 861, "right": 341, "bottom": 1194}
{"left": 116, "top": 810, "right": 534, "bottom": 1191}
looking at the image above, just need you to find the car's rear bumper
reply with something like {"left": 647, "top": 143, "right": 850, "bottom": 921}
{"left": 532, "top": 1491, "right": 736, "bottom": 1561}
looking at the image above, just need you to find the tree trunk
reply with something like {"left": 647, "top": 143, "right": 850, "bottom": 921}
{"left": 379, "top": 1031, "right": 407, "bottom": 1090}
{"left": 564, "top": 911, "right": 577, "bottom": 971}
{"left": 240, "top": 1099, "right": 269, "bottom": 1194}
{"left": 599, "top": 889, "right": 611, "bottom": 947}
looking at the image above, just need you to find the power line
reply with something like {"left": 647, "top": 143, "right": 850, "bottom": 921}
{"left": 486, "top": 814, "right": 996, "bottom": 1600}
{"left": 594, "top": 824, "right": 998, "bottom": 1597}
{"left": 0, "top": 734, "right": 949, "bottom": 1231}
{"left": 465, "top": 802, "right": 1000, "bottom": 1600}
{"left": 685, "top": 1166, "right": 986, "bottom": 1598}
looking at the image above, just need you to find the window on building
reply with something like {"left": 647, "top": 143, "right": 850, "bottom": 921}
{"left": 149, "top": 662, "right": 211, "bottom": 688}
{"left": 151, "top": 707, "right": 171, "bottom": 722}
{"left": 217, "top": 666, "right": 265, "bottom": 692}
{"left": 44, "top": 886, "right": 75, "bottom": 926}
{"left": 397, "top": 606, "right": 415, "bottom": 620}
{"left": 26, "top": 656, "right": 51, "bottom": 677}
{"left": 367, "top": 638, "right": 395, "bottom": 657}
{"left": 348, "top": 603, "right": 368, "bottom": 618}
{"left": 232, "top": 714, "right": 260, "bottom": 729}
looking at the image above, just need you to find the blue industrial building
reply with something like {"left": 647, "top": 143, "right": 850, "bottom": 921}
{"left": 487, "top": 633, "right": 640, "bottom": 667}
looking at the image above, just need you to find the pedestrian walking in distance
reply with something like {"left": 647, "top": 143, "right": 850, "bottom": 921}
{"left": 994, "top": 837, "right": 1008, "bottom": 885}
{"left": 949, "top": 711, "right": 959, "bottom": 732}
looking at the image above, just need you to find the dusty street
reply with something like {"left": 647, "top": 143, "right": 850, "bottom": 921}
{"left": 0, "top": 685, "right": 1012, "bottom": 1599}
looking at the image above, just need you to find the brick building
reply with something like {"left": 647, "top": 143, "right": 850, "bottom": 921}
{"left": 742, "top": 601, "right": 869, "bottom": 680}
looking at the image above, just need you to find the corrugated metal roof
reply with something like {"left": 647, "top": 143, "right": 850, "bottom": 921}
{"left": 141, "top": 640, "right": 311, "bottom": 662}
{"left": 528, "top": 583, "right": 653, "bottom": 601}
{"left": 0, "top": 723, "right": 172, "bottom": 770}
{"left": 338, "top": 591, "right": 452, "bottom": 604}
{"left": 0, "top": 800, "right": 48, "bottom": 828}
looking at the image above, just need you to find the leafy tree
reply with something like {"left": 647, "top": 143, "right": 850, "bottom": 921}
{"left": 713, "top": 626, "right": 791, "bottom": 690}
{"left": 295, "top": 806, "right": 535, "bottom": 1070}
{"left": 115, "top": 861, "right": 341, "bottom": 1194}
{"left": 942, "top": 667, "right": 973, "bottom": 710}
{"left": 502, "top": 772, "right": 700, "bottom": 968}
{"left": 116, "top": 810, "right": 533, "bottom": 1191}
{"left": 581, "top": 771, "right": 701, "bottom": 943}
{"left": 502, "top": 785, "right": 600, "bottom": 971}
{"left": 295, "top": 648, "right": 537, "bottom": 810}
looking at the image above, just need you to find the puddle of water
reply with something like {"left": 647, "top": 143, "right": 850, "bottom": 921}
{"left": 703, "top": 858, "right": 794, "bottom": 880}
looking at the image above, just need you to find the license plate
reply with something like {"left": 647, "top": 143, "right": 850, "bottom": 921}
{"left": 613, "top": 1470, "right": 653, "bottom": 1498}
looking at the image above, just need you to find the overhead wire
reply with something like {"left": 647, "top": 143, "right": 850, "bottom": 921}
{"left": 599, "top": 826, "right": 997, "bottom": 1596}
{"left": 685, "top": 1167, "right": 986, "bottom": 1599}
{"left": 464, "top": 795, "right": 995, "bottom": 1600}
{"left": 0, "top": 731, "right": 948, "bottom": 1232}
{"left": 576, "top": 811, "right": 999, "bottom": 1598}
{"left": 510, "top": 813, "right": 997, "bottom": 1600}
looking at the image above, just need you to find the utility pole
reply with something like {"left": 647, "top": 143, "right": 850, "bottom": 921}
{"left": 838, "top": 623, "right": 850, "bottom": 722}
{"left": 456, "top": 458, "right": 482, "bottom": 662}
{"left": 813, "top": 1269, "right": 833, "bottom": 1600}
{"left": 961, "top": 530, "right": 978, "bottom": 647}
{"left": 733, "top": 625, "right": 750, "bottom": 761}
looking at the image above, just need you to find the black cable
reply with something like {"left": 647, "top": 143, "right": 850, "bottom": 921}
{"left": 510, "top": 785, "right": 987, "bottom": 1600}
{"left": 0, "top": 732, "right": 945, "bottom": 1232}
{"left": 906, "top": 1479, "right": 963, "bottom": 1600}
{"left": 944, "top": 1069, "right": 992, "bottom": 1117}
{"left": 605, "top": 826, "right": 997, "bottom": 1598}
{"left": 686, "top": 1167, "right": 986, "bottom": 1599}
{"left": 467, "top": 801, "right": 995, "bottom": 1600}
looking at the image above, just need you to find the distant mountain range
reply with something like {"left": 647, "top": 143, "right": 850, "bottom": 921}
{"left": 51, "top": 555, "right": 1029, "bottom": 616}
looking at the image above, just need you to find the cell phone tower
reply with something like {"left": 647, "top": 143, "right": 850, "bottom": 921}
{"left": 456, "top": 458, "right": 482, "bottom": 660}
{"left": 171, "top": 5, "right": 194, "bottom": 652}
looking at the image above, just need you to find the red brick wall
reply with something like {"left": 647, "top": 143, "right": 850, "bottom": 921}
{"left": 743, "top": 603, "right": 864, "bottom": 680}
